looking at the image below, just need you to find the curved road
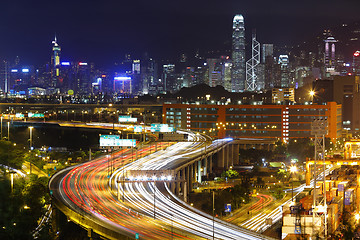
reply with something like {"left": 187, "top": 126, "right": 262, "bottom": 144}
{"left": 50, "top": 132, "right": 274, "bottom": 239}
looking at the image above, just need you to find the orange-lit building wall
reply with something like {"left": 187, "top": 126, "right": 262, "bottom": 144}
{"left": 163, "top": 102, "right": 341, "bottom": 142}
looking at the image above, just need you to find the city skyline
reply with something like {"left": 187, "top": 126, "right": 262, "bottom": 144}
{"left": 2, "top": 0, "right": 360, "bottom": 65}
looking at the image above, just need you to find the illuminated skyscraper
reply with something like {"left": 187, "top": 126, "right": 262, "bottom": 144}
{"left": 246, "top": 30, "right": 260, "bottom": 91}
{"left": 353, "top": 51, "right": 360, "bottom": 76}
{"left": 231, "top": 14, "right": 245, "bottom": 92}
{"left": 278, "top": 55, "right": 290, "bottom": 87}
{"left": 324, "top": 36, "right": 337, "bottom": 73}
{"left": 51, "top": 36, "right": 61, "bottom": 87}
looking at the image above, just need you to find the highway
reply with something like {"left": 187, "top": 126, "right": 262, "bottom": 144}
{"left": 240, "top": 167, "right": 334, "bottom": 233}
{"left": 50, "top": 131, "right": 274, "bottom": 240}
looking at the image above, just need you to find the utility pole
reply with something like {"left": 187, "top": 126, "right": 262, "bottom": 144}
{"left": 1, "top": 116, "right": 3, "bottom": 139}
{"left": 213, "top": 190, "right": 215, "bottom": 240}
{"left": 153, "top": 180, "right": 156, "bottom": 220}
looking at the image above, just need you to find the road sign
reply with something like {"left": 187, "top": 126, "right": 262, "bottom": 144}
{"left": 118, "top": 115, "right": 137, "bottom": 123}
{"left": 100, "top": 135, "right": 136, "bottom": 147}
{"left": 134, "top": 125, "right": 143, "bottom": 132}
{"left": 151, "top": 124, "right": 175, "bottom": 132}
{"left": 224, "top": 203, "right": 231, "bottom": 213}
{"left": 28, "top": 112, "right": 45, "bottom": 118}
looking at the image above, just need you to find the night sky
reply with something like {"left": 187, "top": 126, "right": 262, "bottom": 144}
{"left": 1, "top": 0, "right": 360, "bottom": 66}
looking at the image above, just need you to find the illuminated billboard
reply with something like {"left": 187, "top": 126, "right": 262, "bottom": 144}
{"left": 118, "top": 116, "right": 137, "bottom": 123}
{"left": 99, "top": 135, "right": 136, "bottom": 147}
{"left": 134, "top": 126, "right": 143, "bottom": 132}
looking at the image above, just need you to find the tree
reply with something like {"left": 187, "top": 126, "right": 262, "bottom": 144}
{"left": 238, "top": 149, "right": 273, "bottom": 165}
{"left": 273, "top": 186, "right": 284, "bottom": 200}
{"left": 274, "top": 140, "right": 287, "bottom": 155}
{"left": 0, "top": 140, "right": 24, "bottom": 170}
{"left": 221, "top": 169, "right": 239, "bottom": 179}
{"left": 230, "top": 183, "right": 251, "bottom": 208}
{"left": 255, "top": 177, "right": 265, "bottom": 188}
{"left": 287, "top": 138, "right": 314, "bottom": 163}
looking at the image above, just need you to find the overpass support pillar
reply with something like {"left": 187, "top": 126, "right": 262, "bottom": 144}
{"left": 217, "top": 148, "right": 224, "bottom": 168}
{"left": 197, "top": 160, "right": 202, "bottom": 183}
{"left": 176, "top": 171, "right": 181, "bottom": 195}
{"left": 229, "top": 145, "right": 233, "bottom": 166}
{"left": 186, "top": 165, "right": 191, "bottom": 195}
{"left": 225, "top": 145, "right": 229, "bottom": 169}
{"left": 204, "top": 157, "right": 208, "bottom": 178}
{"left": 233, "top": 144, "right": 239, "bottom": 165}
{"left": 171, "top": 172, "right": 176, "bottom": 194}
{"left": 194, "top": 161, "right": 198, "bottom": 183}
{"left": 190, "top": 164, "right": 194, "bottom": 190}
{"left": 183, "top": 168, "right": 187, "bottom": 202}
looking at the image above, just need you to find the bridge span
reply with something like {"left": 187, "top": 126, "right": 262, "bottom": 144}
{"left": 49, "top": 128, "right": 275, "bottom": 240}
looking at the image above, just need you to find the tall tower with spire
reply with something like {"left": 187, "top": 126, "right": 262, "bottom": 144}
{"left": 231, "top": 14, "right": 245, "bottom": 92}
{"left": 246, "top": 30, "right": 260, "bottom": 91}
{"left": 51, "top": 35, "right": 61, "bottom": 87}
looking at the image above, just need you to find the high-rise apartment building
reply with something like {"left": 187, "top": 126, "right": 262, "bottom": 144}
{"left": 231, "top": 14, "right": 245, "bottom": 92}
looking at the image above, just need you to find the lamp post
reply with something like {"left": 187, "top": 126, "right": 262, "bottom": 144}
{"left": 28, "top": 126, "right": 34, "bottom": 174}
{"left": 10, "top": 172, "right": 14, "bottom": 192}
{"left": 309, "top": 90, "right": 315, "bottom": 103}
{"left": 1, "top": 116, "right": 3, "bottom": 139}
{"left": 29, "top": 126, "right": 34, "bottom": 150}
{"left": 213, "top": 190, "right": 215, "bottom": 240}
{"left": 7, "top": 122, "right": 10, "bottom": 141}
{"left": 290, "top": 165, "right": 298, "bottom": 203}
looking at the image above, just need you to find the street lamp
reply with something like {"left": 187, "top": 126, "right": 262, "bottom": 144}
{"left": 28, "top": 126, "right": 34, "bottom": 150}
{"left": 1, "top": 116, "right": 3, "bottom": 139}
{"left": 355, "top": 213, "right": 360, "bottom": 222}
{"left": 290, "top": 165, "right": 297, "bottom": 203}
{"left": 7, "top": 122, "right": 10, "bottom": 141}
{"left": 213, "top": 190, "right": 215, "bottom": 240}
{"left": 309, "top": 90, "right": 315, "bottom": 103}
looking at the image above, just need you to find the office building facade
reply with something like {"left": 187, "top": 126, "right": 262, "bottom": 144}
{"left": 163, "top": 102, "right": 341, "bottom": 142}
